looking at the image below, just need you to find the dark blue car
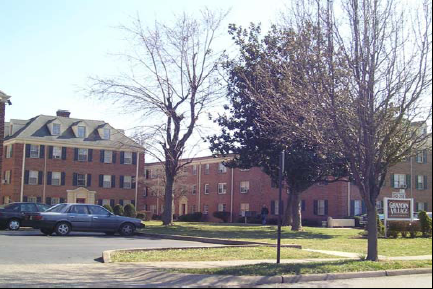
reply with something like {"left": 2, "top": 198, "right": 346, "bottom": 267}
{"left": 0, "top": 203, "right": 51, "bottom": 231}
{"left": 31, "top": 204, "right": 145, "bottom": 237}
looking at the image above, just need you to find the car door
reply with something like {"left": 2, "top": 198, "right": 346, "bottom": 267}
{"left": 88, "top": 205, "right": 119, "bottom": 232}
{"left": 66, "top": 205, "right": 92, "bottom": 231}
{"left": 20, "top": 204, "right": 39, "bottom": 227}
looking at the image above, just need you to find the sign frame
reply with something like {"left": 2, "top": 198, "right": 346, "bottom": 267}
{"left": 383, "top": 197, "right": 414, "bottom": 238}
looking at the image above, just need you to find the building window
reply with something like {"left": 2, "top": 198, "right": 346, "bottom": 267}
{"left": 102, "top": 199, "right": 110, "bottom": 206}
{"left": 393, "top": 174, "right": 407, "bottom": 189}
{"left": 416, "top": 150, "right": 426, "bottom": 163}
{"left": 53, "top": 147, "right": 62, "bottom": 159}
{"left": 204, "top": 184, "right": 210, "bottom": 195}
{"left": 150, "top": 205, "right": 157, "bottom": 214}
{"left": 52, "top": 172, "right": 61, "bottom": 186}
{"left": 104, "top": 151, "right": 113, "bottom": 163}
{"left": 240, "top": 203, "right": 250, "bottom": 216}
{"left": 30, "top": 145, "right": 39, "bottom": 158}
{"left": 192, "top": 185, "right": 197, "bottom": 195}
{"left": 78, "top": 126, "right": 86, "bottom": 138}
{"left": 317, "top": 200, "right": 327, "bottom": 216}
{"left": 123, "top": 176, "right": 132, "bottom": 189}
{"left": 29, "top": 171, "right": 38, "bottom": 185}
{"left": 103, "top": 175, "right": 112, "bottom": 188}
{"left": 6, "top": 145, "right": 12, "bottom": 158}
{"left": 218, "top": 204, "right": 227, "bottom": 212}
{"left": 143, "top": 187, "right": 149, "bottom": 197}
{"left": 53, "top": 123, "right": 61, "bottom": 136}
{"left": 103, "top": 128, "right": 111, "bottom": 140}
{"left": 124, "top": 152, "right": 133, "bottom": 164}
{"left": 150, "top": 169, "right": 158, "bottom": 179}
{"left": 191, "top": 205, "right": 197, "bottom": 214}
{"left": 218, "top": 163, "right": 227, "bottom": 174}
{"left": 204, "top": 164, "right": 210, "bottom": 175}
{"left": 78, "top": 149, "right": 88, "bottom": 162}
{"left": 4, "top": 170, "right": 11, "bottom": 184}
{"left": 274, "top": 200, "right": 280, "bottom": 216}
{"left": 28, "top": 196, "right": 37, "bottom": 203}
{"left": 416, "top": 175, "right": 427, "bottom": 190}
{"left": 354, "top": 200, "right": 362, "bottom": 216}
{"left": 51, "top": 198, "right": 60, "bottom": 206}
{"left": 203, "top": 205, "right": 209, "bottom": 215}
{"left": 218, "top": 183, "right": 227, "bottom": 195}
{"left": 240, "top": 181, "right": 250, "bottom": 194}
{"left": 77, "top": 174, "right": 87, "bottom": 187}
{"left": 192, "top": 165, "right": 197, "bottom": 175}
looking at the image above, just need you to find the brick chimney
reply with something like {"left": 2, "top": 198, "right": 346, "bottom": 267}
{"left": 56, "top": 110, "right": 71, "bottom": 118}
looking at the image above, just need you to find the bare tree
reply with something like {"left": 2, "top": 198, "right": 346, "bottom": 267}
{"left": 262, "top": 0, "right": 432, "bottom": 261}
{"left": 89, "top": 9, "right": 228, "bottom": 225}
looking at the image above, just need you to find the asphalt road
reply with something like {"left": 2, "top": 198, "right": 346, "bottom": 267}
{"left": 0, "top": 229, "right": 218, "bottom": 265}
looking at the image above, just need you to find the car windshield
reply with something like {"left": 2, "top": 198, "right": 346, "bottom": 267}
{"left": 46, "top": 204, "right": 68, "bottom": 213}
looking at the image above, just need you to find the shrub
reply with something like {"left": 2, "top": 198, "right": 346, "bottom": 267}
{"left": 302, "top": 219, "right": 322, "bottom": 227}
{"left": 377, "top": 214, "right": 385, "bottom": 237}
{"left": 103, "top": 205, "right": 113, "bottom": 213}
{"left": 408, "top": 221, "right": 421, "bottom": 238}
{"left": 113, "top": 205, "right": 124, "bottom": 216}
{"left": 178, "top": 212, "right": 203, "bottom": 223}
{"left": 419, "top": 211, "right": 432, "bottom": 238}
{"left": 124, "top": 204, "right": 137, "bottom": 218}
{"left": 388, "top": 222, "right": 401, "bottom": 238}
{"left": 152, "top": 214, "right": 162, "bottom": 221}
{"left": 213, "top": 212, "right": 231, "bottom": 223}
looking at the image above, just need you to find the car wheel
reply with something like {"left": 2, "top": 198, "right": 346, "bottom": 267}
{"left": 41, "top": 229, "right": 54, "bottom": 236}
{"left": 55, "top": 222, "right": 71, "bottom": 236}
{"left": 105, "top": 232, "right": 116, "bottom": 236}
{"left": 119, "top": 223, "right": 135, "bottom": 237}
{"left": 7, "top": 219, "right": 21, "bottom": 231}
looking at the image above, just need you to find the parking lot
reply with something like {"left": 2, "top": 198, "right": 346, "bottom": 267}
{"left": 0, "top": 229, "right": 218, "bottom": 265}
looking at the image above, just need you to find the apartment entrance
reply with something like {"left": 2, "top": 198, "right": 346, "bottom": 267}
{"left": 179, "top": 196, "right": 188, "bottom": 216}
{"left": 67, "top": 188, "right": 97, "bottom": 204}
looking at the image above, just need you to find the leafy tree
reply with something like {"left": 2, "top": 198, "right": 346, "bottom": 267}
{"left": 124, "top": 204, "right": 137, "bottom": 218}
{"left": 113, "top": 205, "right": 124, "bottom": 216}
{"left": 210, "top": 24, "right": 348, "bottom": 231}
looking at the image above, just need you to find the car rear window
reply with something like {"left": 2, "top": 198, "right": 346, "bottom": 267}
{"left": 88, "top": 206, "right": 110, "bottom": 215}
{"left": 36, "top": 204, "right": 51, "bottom": 212}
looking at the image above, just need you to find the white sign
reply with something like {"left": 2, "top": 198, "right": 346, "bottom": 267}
{"left": 392, "top": 191, "right": 406, "bottom": 199}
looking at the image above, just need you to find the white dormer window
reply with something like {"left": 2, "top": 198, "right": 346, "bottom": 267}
{"left": 53, "top": 123, "right": 61, "bottom": 136}
{"left": 78, "top": 126, "right": 86, "bottom": 138}
{"left": 103, "top": 128, "right": 111, "bottom": 140}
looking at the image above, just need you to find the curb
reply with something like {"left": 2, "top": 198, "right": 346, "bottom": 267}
{"left": 136, "top": 232, "right": 302, "bottom": 248}
{"left": 102, "top": 244, "right": 303, "bottom": 264}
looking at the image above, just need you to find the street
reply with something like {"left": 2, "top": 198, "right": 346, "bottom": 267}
{"left": 0, "top": 229, "right": 218, "bottom": 265}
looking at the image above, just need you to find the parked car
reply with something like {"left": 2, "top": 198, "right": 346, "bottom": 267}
{"left": 0, "top": 203, "right": 52, "bottom": 231}
{"left": 31, "top": 204, "right": 145, "bottom": 237}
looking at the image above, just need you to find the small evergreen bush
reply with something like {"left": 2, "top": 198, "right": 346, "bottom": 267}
{"left": 113, "top": 204, "right": 124, "bottom": 216}
{"left": 124, "top": 204, "right": 137, "bottom": 218}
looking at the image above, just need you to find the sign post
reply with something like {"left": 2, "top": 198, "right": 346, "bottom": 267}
{"left": 384, "top": 197, "right": 414, "bottom": 238}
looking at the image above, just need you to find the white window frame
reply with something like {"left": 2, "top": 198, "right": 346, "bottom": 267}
{"left": 192, "top": 185, "right": 197, "bottom": 195}
{"left": 150, "top": 205, "right": 157, "bottom": 214}
{"left": 354, "top": 200, "right": 362, "bottom": 216}
{"left": 204, "top": 184, "right": 210, "bottom": 195}
{"left": 78, "top": 149, "right": 88, "bottom": 162}
{"left": 102, "top": 199, "right": 110, "bottom": 206}
{"left": 240, "top": 203, "right": 250, "bottom": 216}
{"left": 150, "top": 169, "right": 158, "bottom": 179}
{"left": 204, "top": 164, "right": 210, "bottom": 175}
{"left": 123, "top": 176, "right": 132, "bottom": 189}
{"left": 103, "top": 128, "right": 111, "bottom": 140}
{"left": 52, "top": 123, "right": 61, "bottom": 136}
{"left": 30, "top": 145, "right": 39, "bottom": 158}
{"left": 192, "top": 165, "right": 197, "bottom": 175}
{"left": 417, "top": 175, "right": 425, "bottom": 190}
{"left": 51, "top": 198, "right": 60, "bottom": 205}
{"left": 218, "top": 163, "right": 227, "bottom": 174}
{"left": 4, "top": 170, "right": 11, "bottom": 184}
{"left": 103, "top": 175, "right": 112, "bottom": 189}
{"left": 53, "top": 146, "right": 62, "bottom": 159}
{"left": 218, "top": 203, "right": 227, "bottom": 212}
{"left": 394, "top": 174, "right": 406, "bottom": 189}
{"left": 218, "top": 183, "right": 227, "bottom": 195}
{"left": 417, "top": 202, "right": 426, "bottom": 212}
{"left": 104, "top": 151, "right": 113, "bottom": 164}
{"left": 29, "top": 171, "right": 38, "bottom": 185}
{"left": 6, "top": 145, "right": 12, "bottom": 158}
{"left": 203, "top": 205, "right": 209, "bottom": 215}
{"left": 318, "top": 200, "right": 326, "bottom": 216}
{"left": 77, "top": 174, "right": 87, "bottom": 187}
{"left": 240, "top": 181, "right": 250, "bottom": 194}
{"left": 28, "top": 196, "right": 37, "bottom": 203}
{"left": 274, "top": 200, "right": 280, "bottom": 216}
{"left": 78, "top": 126, "right": 86, "bottom": 138}
{"left": 52, "top": 172, "right": 61, "bottom": 186}
{"left": 416, "top": 150, "right": 425, "bottom": 163}
{"left": 124, "top": 152, "right": 133, "bottom": 165}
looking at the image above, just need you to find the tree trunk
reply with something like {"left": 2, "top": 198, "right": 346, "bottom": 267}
{"left": 366, "top": 205, "right": 379, "bottom": 261}
{"left": 282, "top": 193, "right": 293, "bottom": 226}
{"left": 291, "top": 193, "right": 303, "bottom": 231}
{"left": 162, "top": 174, "right": 175, "bottom": 226}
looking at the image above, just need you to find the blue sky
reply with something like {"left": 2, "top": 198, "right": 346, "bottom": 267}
{"left": 0, "top": 0, "right": 286, "bottom": 131}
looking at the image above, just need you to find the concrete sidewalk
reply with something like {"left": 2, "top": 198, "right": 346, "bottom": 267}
{"left": 303, "top": 249, "right": 432, "bottom": 261}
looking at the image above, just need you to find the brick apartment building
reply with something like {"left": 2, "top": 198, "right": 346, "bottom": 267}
{"left": 142, "top": 150, "right": 432, "bottom": 223}
{"left": 1, "top": 110, "right": 145, "bottom": 208}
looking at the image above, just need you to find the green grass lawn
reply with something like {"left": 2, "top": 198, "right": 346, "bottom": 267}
{"left": 142, "top": 221, "right": 432, "bottom": 257}
{"left": 111, "top": 247, "right": 338, "bottom": 263}
{"left": 174, "top": 260, "right": 433, "bottom": 276}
